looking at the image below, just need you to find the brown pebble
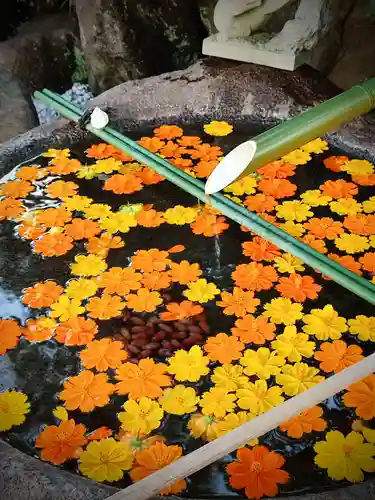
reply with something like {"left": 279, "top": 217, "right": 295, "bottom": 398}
{"left": 180, "top": 318, "right": 194, "bottom": 325}
{"left": 131, "top": 338, "right": 147, "bottom": 348}
{"left": 174, "top": 322, "right": 188, "bottom": 331}
{"left": 131, "top": 326, "right": 146, "bottom": 333}
{"left": 130, "top": 317, "right": 145, "bottom": 325}
{"left": 140, "top": 349, "right": 152, "bottom": 358}
{"left": 162, "top": 340, "right": 172, "bottom": 349}
{"left": 120, "top": 327, "right": 131, "bottom": 339}
{"left": 153, "top": 331, "right": 166, "bottom": 341}
{"left": 162, "top": 293, "right": 172, "bottom": 302}
{"left": 158, "top": 348, "right": 172, "bottom": 357}
{"left": 148, "top": 316, "right": 159, "bottom": 324}
{"left": 199, "top": 319, "right": 210, "bottom": 333}
{"left": 128, "top": 345, "right": 140, "bottom": 354}
{"left": 131, "top": 332, "right": 148, "bottom": 340}
{"left": 159, "top": 323, "right": 173, "bottom": 333}
{"left": 171, "top": 331, "right": 187, "bottom": 340}
{"left": 182, "top": 337, "right": 196, "bottom": 347}
{"left": 170, "top": 339, "right": 182, "bottom": 349}
{"left": 144, "top": 342, "right": 159, "bottom": 350}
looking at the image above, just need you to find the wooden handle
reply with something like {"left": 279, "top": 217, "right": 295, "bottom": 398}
{"left": 106, "top": 352, "right": 375, "bottom": 500}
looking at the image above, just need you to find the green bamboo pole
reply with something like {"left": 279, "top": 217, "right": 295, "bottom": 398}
{"left": 33, "top": 90, "right": 375, "bottom": 304}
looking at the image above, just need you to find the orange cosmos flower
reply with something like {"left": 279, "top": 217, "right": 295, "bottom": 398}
{"left": 36, "top": 419, "right": 88, "bottom": 465}
{"left": 169, "top": 260, "right": 202, "bottom": 284}
{"left": 204, "top": 333, "right": 244, "bottom": 364}
{"left": 170, "top": 157, "right": 193, "bottom": 170}
{"left": 177, "top": 136, "right": 201, "bottom": 147}
{"left": 323, "top": 155, "right": 349, "bottom": 173}
{"left": 22, "top": 280, "right": 63, "bottom": 308}
{"left": 24, "top": 317, "right": 56, "bottom": 342}
{"left": 86, "top": 293, "right": 125, "bottom": 320}
{"left": 153, "top": 125, "right": 183, "bottom": 140}
{"left": 136, "top": 209, "right": 165, "bottom": 227}
{"left": 231, "top": 315, "right": 276, "bottom": 345}
{"left": 137, "top": 167, "right": 164, "bottom": 185}
{"left": 55, "top": 317, "right": 98, "bottom": 346}
{"left": 217, "top": 288, "right": 260, "bottom": 317}
{"left": 232, "top": 263, "right": 278, "bottom": 291}
{"left": 126, "top": 288, "right": 162, "bottom": 313}
{"left": 351, "top": 173, "right": 375, "bottom": 186}
{"left": 303, "top": 217, "right": 344, "bottom": 240}
{"left": 86, "top": 143, "right": 125, "bottom": 159}
{"left": 168, "top": 244, "right": 185, "bottom": 254}
{"left": 190, "top": 144, "right": 222, "bottom": 161}
{"left": 88, "top": 427, "right": 113, "bottom": 441}
{"left": 0, "top": 180, "right": 34, "bottom": 199}
{"left": 195, "top": 160, "right": 219, "bottom": 178}
{"left": 87, "top": 233, "right": 124, "bottom": 257}
{"left": 260, "top": 214, "right": 277, "bottom": 225}
{"left": 60, "top": 371, "right": 114, "bottom": 413}
{"left": 159, "top": 141, "right": 182, "bottom": 158}
{"left": 104, "top": 174, "right": 143, "bottom": 195}
{"left": 16, "top": 165, "right": 42, "bottom": 182}
{"left": 80, "top": 338, "right": 128, "bottom": 371}
{"left": 257, "top": 161, "right": 296, "bottom": 179}
{"left": 34, "top": 233, "right": 74, "bottom": 257}
{"left": 227, "top": 446, "right": 290, "bottom": 500}
{"left": 65, "top": 218, "right": 101, "bottom": 240}
{"left": 97, "top": 267, "right": 142, "bottom": 295}
{"left": 116, "top": 358, "right": 171, "bottom": 399}
{"left": 320, "top": 179, "right": 358, "bottom": 198}
{"left": 130, "top": 442, "right": 186, "bottom": 495}
{"left": 258, "top": 178, "right": 297, "bottom": 199}
{"left": 343, "top": 374, "right": 375, "bottom": 420}
{"left": 18, "top": 222, "right": 46, "bottom": 240}
{"left": 359, "top": 252, "right": 375, "bottom": 272}
{"left": 35, "top": 207, "right": 72, "bottom": 227}
{"left": 242, "top": 237, "right": 281, "bottom": 262}
{"left": 191, "top": 214, "right": 229, "bottom": 237}
{"left": 48, "top": 158, "right": 81, "bottom": 175}
{"left": 0, "top": 198, "right": 24, "bottom": 220}
{"left": 46, "top": 181, "right": 79, "bottom": 199}
{"left": 327, "top": 253, "right": 362, "bottom": 275}
{"left": 343, "top": 214, "right": 375, "bottom": 236}
{"left": 0, "top": 319, "right": 23, "bottom": 354}
{"left": 280, "top": 406, "right": 326, "bottom": 439}
{"left": 138, "top": 137, "right": 165, "bottom": 152}
{"left": 302, "top": 234, "right": 327, "bottom": 253}
{"left": 244, "top": 194, "right": 277, "bottom": 213}
{"left": 131, "top": 249, "right": 170, "bottom": 273}
{"left": 159, "top": 301, "right": 203, "bottom": 321}
{"left": 314, "top": 340, "right": 364, "bottom": 374}
{"left": 276, "top": 274, "right": 322, "bottom": 302}
{"left": 141, "top": 271, "right": 171, "bottom": 290}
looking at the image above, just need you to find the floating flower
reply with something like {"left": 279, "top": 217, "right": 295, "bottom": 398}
{"left": 301, "top": 138, "right": 328, "bottom": 154}
{"left": 191, "top": 213, "right": 229, "bottom": 237}
{"left": 24, "top": 317, "right": 56, "bottom": 342}
{"left": 258, "top": 178, "right": 296, "bottom": 199}
{"left": 344, "top": 375, "right": 375, "bottom": 420}
{"left": 199, "top": 387, "right": 236, "bottom": 418}
{"left": 79, "top": 438, "right": 133, "bottom": 482}
{"left": 363, "top": 196, "right": 375, "bottom": 213}
{"left": 169, "top": 260, "right": 202, "bottom": 284}
{"left": 183, "top": 278, "right": 220, "bottom": 303}
{"left": 257, "top": 161, "right": 295, "bottom": 179}
{"left": 130, "top": 442, "right": 186, "bottom": 495}
{"left": 329, "top": 198, "right": 362, "bottom": 216}
{"left": 16, "top": 165, "right": 46, "bottom": 182}
{"left": 22, "top": 280, "right": 63, "bottom": 308}
{"left": 87, "top": 233, "right": 124, "bottom": 257}
{"left": 87, "top": 427, "right": 113, "bottom": 441}
{"left": 204, "top": 120, "right": 233, "bottom": 136}
{"left": 321, "top": 179, "right": 358, "bottom": 199}
{"left": 328, "top": 253, "right": 363, "bottom": 275}
{"left": 159, "top": 385, "right": 199, "bottom": 415}
{"left": 276, "top": 363, "right": 324, "bottom": 396}
{"left": 241, "top": 237, "right": 281, "bottom": 262}
{"left": 65, "top": 278, "right": 98, "bottom": 301}
{"left": 50, "top": 295, "right": 85, "bottom": 321}
{"left": 160, "top": 301, "right": 203, "bottom": 321}
{"left": 35, "top": 207, "right": 72, "bottom": 227}
{"left": 118, "top": 398, "right": 164, "bottom": 435}
{"left": 126, "top": 288, "right": 162, "bottom": 313}
{"left": 65, "top": 218, "right": 101, "bottom": 240}
{"left": 86, "top": 143, "right": 118, "bottom": 159}
{"left": 224, "top": 176, "right": 257, "bottom": 196}
{"left": 348, "top": 315, "right": 375, "bottom": 342}
{"left": 314, "top": 340, "right": 363, "bottom": 374}
{"left": 154, "top": 124, "right": 183, "bottom": 139}
{"left": 92, "top": 158, "right": 122, "bottom": 174}
{"left": 314, "top": 431, "right": 375, "bottom": 482}
{"left": 215, "top": 412, "right": 257, "bottom": 445}
{"left": 204, "top": 333, "right": 244, "bottom": 364}
{"left": 131, "top": 248, "right": 170, "bottom": 273}
{"left": 227, "top": 446, "right": 290, "bottom": 500}
{"left": 104, "top": 173, "right": 143, "bottom": 195}
{"left": 55, "top": 317, "right": 98, "bottom": 346}
{"left": 232, "top": 263, "right": 278, "bottom": 292}
{"left": 164, "top": 205, "right": 197, "bottom": 225}
{"left": 244, "top": 194, "right": 276, "bottom": 212}
{"left": 274, "top": 253, "right": 305, "bottom": 274}
{"left": 343, "top": 214, "right": 375, "bottom": 235}
{"left": 263, "top": 297, "right": 303, "bottom": 325}
{"left": 352, "top": 174, "right": 375, "bottom": 186}
{"left": 0, "top": 391, "right": 30, "bottom": 431}
{"left": 178, "top": 135, "right": 201, "bottom": 147}
{"left": 280, "top": 406, "right": 326, "bottom": 439}
{"left": 52, "top": 406, "right": 69, "bottom": 422}
{"left": 236, "top": 380, "right": 284, "bottom": 416}
{"left": 99, "top": 212, "right": 137, "bottom": 234}
{"left": 167, "top": 345, "right": 209, "bottom": 382}
{"left": 300, "top": 189, "right": 332, "bottom": 207}
{"left": 60, "top": 371, "right": 114, "bottom": 412}
{"left": 46, "top": 181, "right": 79, "bottom": 199}
{"left": 36, "top": 419, "right": 87, "bottom": 465}
{"left": 303, "top": 217, "right": 344, "bottom": 239}
{"left": 97, "top": 267, "right": 142, "bottom": 295}
{"left": 136, "top": 208, "right": 165, "bottom": 227}
{"left": 217, "top": 288, "right": 260, "bottom": 317}
{"left": 116, "top": 358, "right": 171, "bottom": 399}
{"left": 359, "top": 252, "right": 375, "bottom": 272}
{"left": 34, "top": 232, "right": 74, "bottom": 257}
{"left": 49, "top": 157, "right": 82, "bottom": 175}
{"left": 302, "top": 304, "right": 348, "bottom": 340}
{"left": 335, "top": 233, "right": 370, "bottom": 254}
{"left": 271, "top": 326, "right": 315, "bottom": 363}
{"left": 276, "top": 200, "right": 313, "bottom": 222}
{"left": 80, "top": 338, "right": 128, "bottom": 371}
{"left": 71, "top": 254, "right": 107, "bottom": 276}
{"left": 240, "top": 347, "right": 286, "bottom": 380}
{"left": 61, "top": 195, "right": 93, "bottom": 212}
{"left": 282, "top": 149, "right": 311, "bottom": 165}
{"left": 83, "top": 203, "right": 113, "bottom": 220}
{"left": 191, "top": 143, "right": 222, "bottom": 161}
{"left": 231, "top": 315, "right": 276, "bottom": 345}
{"left": 211, "top": 364, "right": 249, "bottom": 392}
{"left": 342, "top": 159, "right": 374, "bottom": 176}
{"left": 195, "top": 160, "right": 219, "bottom": 178}
{"left": 302, "top": 234, "right": 328, "bottom": 254}
{"left": 0, "top": 198, "right": 24, "bottom": 220}
{"left": 137, "top": 167, "right": 165, "bottom": 184}
{"left": 276, "top": 274, "right": 322, "bottom": 302}
{"left": 323, "top": 155, "right": 348, "bottom": 172}
{"left": 141, "top": 271, "right": 171, "bottom": 290}
{"left": 0, "top": 179, "right": 34, "bottom": 199}
{"left": 87, "top": 293, "right": 125, "bottom": 319}
{"left": 188, "top": 413, "right": 219, "bottom": 441}
{"left": 43, "top": 148, "right": 70, "bottom": 159}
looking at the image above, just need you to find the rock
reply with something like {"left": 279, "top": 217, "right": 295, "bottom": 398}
{"left": 0, "top": 69, "right": 38, "bottom": 144}
{"left": 74, "top": 0, "right": 206, "bottom": 93}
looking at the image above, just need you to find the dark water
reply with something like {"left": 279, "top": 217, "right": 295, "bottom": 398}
{"left": 1, "top": 126, "right": 375, "bottom": 498}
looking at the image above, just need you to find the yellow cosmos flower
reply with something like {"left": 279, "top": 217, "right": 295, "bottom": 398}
{"left": 314, "top": 431, "right": 375, "bottom": 482}
{"left": 159, "top": 385, "right": 199, "bottom": 415}
{"left": 199, "top": 387, "right": 236, "bottom": 418}
{"left": 276, "top": 201, "right": 313, "bottom": 222}
{"left": 362, "top": 196, "right": 375, "bottom": 214}
{"left": 71, "top": 254, "right": 108, "bottom": 277}
{"left": 43, "top": 148, "right": 70, "bottom": 159}
{"left": 329, "top": 198, "right": 362, "bottom": 216}
{"left": 215, "top": 412, "right": 258, "bottom": 446}
{"left": 370, "top": 235, "right": 375, "bottom": 248}
{"left": 49, "top": 295, "right": 85, "bottom": 321}
{"left": 118, "top": 398, "right": 164, "bottom": 436}
{"left": 204, "top": 120, "right": 233, "bottom": 136}
{"left": 224, "top": 176, "right": 257, "bottom": 196}
{"left": 211, "top": 364, "right": 249, "bottom": 392}
{"left": 65, "top": 278, "right": 98, "bottom": 300}
{"left": 164, "top": 205, "right": 197, "bottom": 225}
{"left": 301, "top": 138, "right": 328, "bottom": 154}
{"left": 279, "top": 221, "right": 306, "bottom": 238}
{"left": 341, "top": 159, "right": 374, "bottom": 176}
{"left": 276, "top": 363, "right": 324, "bottom": 396}
{"left": 62, "top": 195, "right": 93, "bottom": 212}
{"left": 83, "top": 203, "right": 113, "bottom": 220}
{"left": 99, "top": 212, "right": 137, "bottom": 234}
{"left": 300, "top": 189, "right": 332, "bottom": 207}
{"left": 302, "top": 304, "right": 348, "bottom": 340}
{"left": 187, "top": 413, "right": 219, "bottom": 441}
{"left": 271, "top": 326, "right": 315, "bottom": 362}
{"left": 263, "top": 297, "right": 303, "bottom": 325}
{"left": 224, "top": 195, "right": 244, "bottom": 205}
{"left": 183, "top": 278, "right": 220, "bottom": 303}
{"left": 282, "top": 149, "right": 311, "bottom": 165}
{"left": 274, "top": 253, "right": 305, "bottom": 274}
{"left": 79, "top": 438, "right": 133, "bottom": 482}
{"left": 236, "top": 380, "right": 284, "bottom": 416}
{"left": 240, "top": 347, "right": 286, "bottom": 380}
{"left": 334, "top": 234, "right": 370, "bottom": 254}
{"left": 348, "top": 315, "right": 375, "bottom": 342}
{"left": 92, "top": 158, "right": 122, "bottom": 174}
{"left": 53, "top": 406, "right": 69, "bottom": 422}
{"left": 0, "top": 391, "right": 30, "bottom": 431}
{"left": 167, "top": 346, "right": 209, "bottom": 382}
{"left": 75, "top": 165, "right": 97, "bottom": 180}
